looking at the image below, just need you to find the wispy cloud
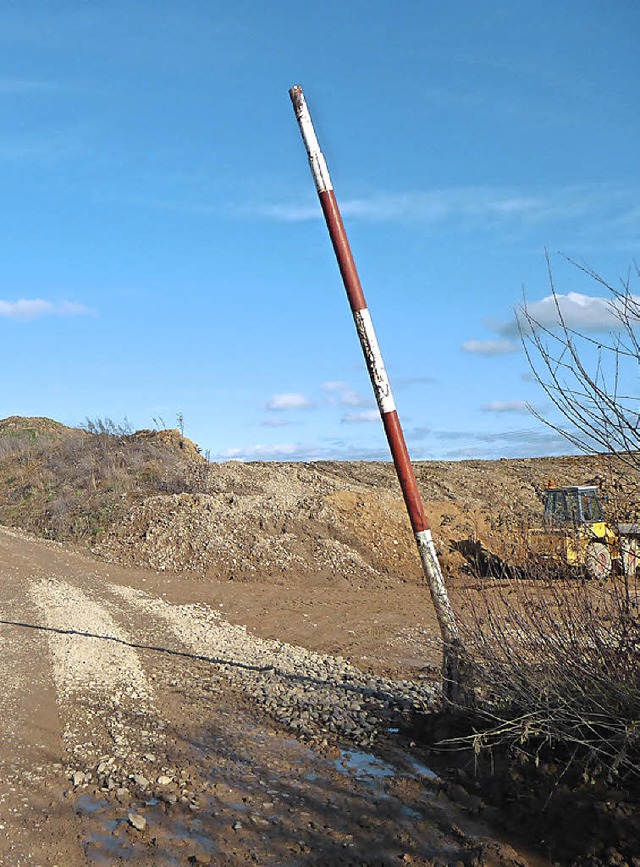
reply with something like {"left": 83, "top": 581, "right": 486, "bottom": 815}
{"left": 406, "top": 425, "right": 431, "bottom": 440}
{"left": 0, "top": 299, "right": 92, "bottom": 320}
{"left": 212, "top": 423, "right": 572, "bottom": 462}
{"left": 341, "top": 409, "right": 379, "bottom": 424}
{"left": 321, "top": 380, "right": 349, "bottom": 391}
{"left": 0, "top": 78, "right": 58, "bottom": 94}
{"left": 433, "top": 426, "right": 577, "bottom": 460}
{"left": 481, "top": 400, "right": 530, "bottom": 413}
{"left": 460, "top": 339, "right": 520, "bottom": 356}
{"left": 256, "top": 183, "right": 635, "bottom": 231}
{"left": 0, "top": 129, "right": 85, "bottom": 163}
{"left": 394, "top": 375, "right": 437, "bottom": 388}
{"left": 261, "top": 417, "right": 293, "bottom": 428}
{"left": 322, "top": 380, "right": 373, "bottom": 408}
{"left": 338, "top": 388, "right": 373, "bottom": 408}
{"left": 218, "top": 442, "right": 301, "bottom": 460}
{"left": 213, "top": 439, "right": 391, "bottom": 462}
{"left": 264, "top": 392, "right": 313, "bottom": 411}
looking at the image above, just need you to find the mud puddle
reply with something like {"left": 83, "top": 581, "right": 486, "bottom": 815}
{"left": 73, "top": 736, "right": 460, "bottom": 865}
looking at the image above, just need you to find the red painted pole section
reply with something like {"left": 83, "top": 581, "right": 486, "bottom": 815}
{"left": 289, "top": 86, "right": 461, "bottom": 695}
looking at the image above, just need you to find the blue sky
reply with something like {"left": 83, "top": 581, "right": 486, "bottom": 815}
{"left": 0, "top": 1, "right": 638, "bottom": 461}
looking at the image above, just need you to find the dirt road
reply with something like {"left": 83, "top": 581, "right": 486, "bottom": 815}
{"left": 0, "top": 525, "right": 545, "bottom": 866}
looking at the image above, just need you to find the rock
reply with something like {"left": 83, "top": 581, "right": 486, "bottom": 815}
{"left": 157, "top": 775, "right": 173, "bottom": 786}
{"left": 232, "top": 821, "right": 242, "bottom": 830}
{"left": 128, "top": 812, "right": 147, "bottom": 832}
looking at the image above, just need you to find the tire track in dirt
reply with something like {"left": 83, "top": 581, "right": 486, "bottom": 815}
{"left": 0, "top": 532, "right": 84, "bottom": 866}
{"left": 31, "top": 578, "right": 161, "bottom": 768}
{"left": 33, "top": 578, "right": 153, "bottom": 702}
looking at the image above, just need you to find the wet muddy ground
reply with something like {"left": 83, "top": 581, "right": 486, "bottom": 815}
{"left": 0, "top": 526, "right": 550, "bottom": 866}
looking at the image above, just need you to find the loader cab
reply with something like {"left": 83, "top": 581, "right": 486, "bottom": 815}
{"left": 543, "top": 486, "right": 604, "bottom": 527}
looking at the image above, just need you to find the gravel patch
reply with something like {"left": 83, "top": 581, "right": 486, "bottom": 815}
{"left": 31, "top": 579, "right": 164, "bottom": 778}
{"left": 110, "top": 584, "right": 437, "bottom": 748}
{"left": 32, "top": 578, "right": 152, "bottom": 702}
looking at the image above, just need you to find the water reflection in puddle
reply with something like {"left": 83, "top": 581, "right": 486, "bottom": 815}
{"left": 86, "top": 830, "right": 134, "bottom": 863}
{"left": 77, "top": 793, "right": 216, "bottom": 865}
{"left": 335, "top": 750, "right": 396, "bottom": 780}
{"left": 408, "top": 758, "right": 440, "bottom": 782}
{"left": 76, "top": 794, "right": 109, "bottom": 814}
{"left": 333, "top": 749, "right": 439, "bottom": 785}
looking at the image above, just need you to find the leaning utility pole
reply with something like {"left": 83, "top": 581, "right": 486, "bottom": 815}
{"left": 289, "top": 86, "right": 464, "bottom": 702}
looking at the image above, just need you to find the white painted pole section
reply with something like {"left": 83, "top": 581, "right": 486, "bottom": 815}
{"left": 291, "top": 89, "right": 333, "bottom": 193}
{"left": 353, "top": 309, "right": 396, "bottom": 414}
{"left": 416, "top": 529, "right": 459, "bottom": 640}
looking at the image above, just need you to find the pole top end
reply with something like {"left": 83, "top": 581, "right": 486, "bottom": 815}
{"left": 289, "top": 85, "right": 305, "bottom": 113}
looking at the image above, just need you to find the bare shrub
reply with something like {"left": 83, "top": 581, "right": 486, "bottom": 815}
{"left": 450, "top": 258, "right": 638, "bottom": 783}
{"left": 521, "top": 256, "right": 640, "bottom": 471}
{"left": 455, "top": 561, "right": 639, "bottom": 784}
{"left": 80, "top": 416, "right": 133, "bottom": 437}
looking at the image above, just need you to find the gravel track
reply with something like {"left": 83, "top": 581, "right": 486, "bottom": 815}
{"left": 108, "top": 584, "right": 437, "bottom": 747}
{"left": 33, "top": 578, "right": 153, "bottom": 702}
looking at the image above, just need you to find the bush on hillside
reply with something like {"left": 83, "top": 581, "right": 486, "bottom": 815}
{"left": 0, "top": 420, "right": 207, "bottom": 541}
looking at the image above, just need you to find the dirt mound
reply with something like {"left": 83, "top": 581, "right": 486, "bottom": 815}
{"left": 2, "top": 415, "right": 638, "bottom": 584}
{"left": 95, "top": 472, "right": 390, "bottom": 585}
{"left": 130, "top": 427, "right": 203, "bottom": 461}
{"left": 0, "top": 415, "right": 81, "bottom": 437}
{"left": 95, "top": 453, "right": 639, "bottom": 585}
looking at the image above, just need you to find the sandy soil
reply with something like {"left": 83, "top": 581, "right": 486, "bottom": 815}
{"left": 0, "top": 525, "right": 550, "bottom": 867}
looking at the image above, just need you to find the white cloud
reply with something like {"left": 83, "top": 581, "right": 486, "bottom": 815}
{"left": 460, "top": 339, "right": 520, "bottom": 357}
{"left": 321, "top": 381, "right": 350, "bottom": 392}
{"left": 495, "top": 291, "right": 640, "bottom": 337}
{"left": 481, "top": 401, "right": 530, "bottom": 413}
{"left": 338, "top": 388, "right": 373, "bottom": 408}
{"left": 264, "top": 392, "right": 312, "bottom": 411}
{"left": 0, "top": 298, "right": 91, "bottom": 320}
{"left": 322, "top": 380, "right": 373, "bottom": 408}
{"left": 218, "top": 443, "right": 300, "bottom": 460}
{"left": 341, "top": 409, "right": 379, "bottom": 424}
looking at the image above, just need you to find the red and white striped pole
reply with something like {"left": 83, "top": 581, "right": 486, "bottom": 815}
{"left": 289, "top": 86, "right": 463, "bottom": 700}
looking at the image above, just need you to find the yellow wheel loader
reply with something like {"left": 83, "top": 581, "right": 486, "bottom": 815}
{"left": 527, "top": 485, "right": 640, "bottom": 580}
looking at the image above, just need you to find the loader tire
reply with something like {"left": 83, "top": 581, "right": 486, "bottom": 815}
{"left": 585, "top": 542, "right": 612, "bottom": 580}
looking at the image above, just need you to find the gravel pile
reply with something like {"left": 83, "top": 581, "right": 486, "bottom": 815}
{"left": 95, "top": 486, "right": 385, "bottom": 585}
